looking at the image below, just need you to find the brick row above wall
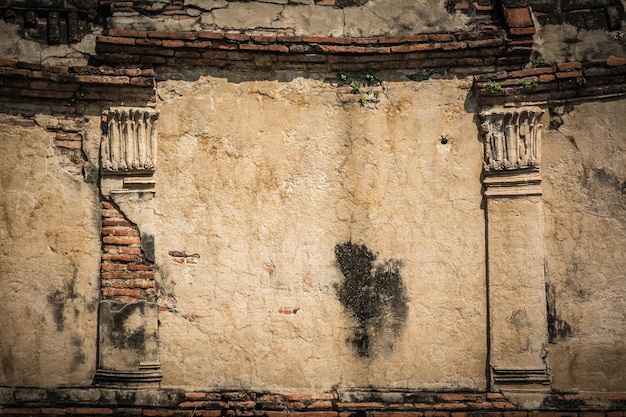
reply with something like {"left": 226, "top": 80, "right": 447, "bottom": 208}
{"left": 0, "top": 59, "right": 155, "bottom": 112}
{"left": 474, "top": 56, "right": 626, "bottom": 105}
{"left": 93, "top": 27, "right": 533, "bottom": 74}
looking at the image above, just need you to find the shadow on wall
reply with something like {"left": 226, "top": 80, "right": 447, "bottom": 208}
{"left": 334, "top": 241, "right": 409, "bottom": 357}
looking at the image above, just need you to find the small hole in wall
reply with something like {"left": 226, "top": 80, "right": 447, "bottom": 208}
{"left": 439, "top": 136, "right": 449, "bottom": 145}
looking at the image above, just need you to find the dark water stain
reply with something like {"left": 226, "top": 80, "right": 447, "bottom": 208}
{"left": 141, "top": 233, "right": 155, "bottom": 263}
{"left": 546, "top": 282, "right": 573, "bottom": 343}
{"left": 47, "top": 261, "right": 79, "bottom": 332}
{"left": 334, "top": 241, "right": 409, "bottom": 357}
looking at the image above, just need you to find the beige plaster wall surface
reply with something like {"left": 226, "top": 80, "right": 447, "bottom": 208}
{"left": 0, "top": 114, "right": 101, "bottom": 387}
{"left": 151, "top": 73, "right": 487, "bottom": 392}
{"left": 542, "top": 100, "right": 626, "bottom": 391}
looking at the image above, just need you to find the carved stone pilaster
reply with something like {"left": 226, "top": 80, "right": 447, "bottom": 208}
{"left": 481, "top": 107, "right": 543, "bottom": 172}
{"left": 101, "top": 107, "right": 159, "bottom": 195}
{"left": 480, "top": 107, "right": 551, "bottom": 407}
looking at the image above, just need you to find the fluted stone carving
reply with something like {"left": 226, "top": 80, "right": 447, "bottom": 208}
{"left": 102, "top": 108, "right": 159, "bottom": 173}
{"left": 480, "top": 107, "right": 544, "bottom": 171}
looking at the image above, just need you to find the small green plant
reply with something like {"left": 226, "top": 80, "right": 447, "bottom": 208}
{"left": 350, "top": 80, "right": 361, "bottom": 94}
{"left": 359, "top": 95, "right": 367, "bottom": 106}
{"left": 522, "top": 79, "right": 537, "bottom": 88}
{"left": 364, "top": 70, "right": 376, "bottom": 85}
{"left": 338, "top": 70, "right": 348, "bottom": 81}
{"left": 372, "top": 90, "right": 380, "bottom": 99}
{"left": 485, "top": 80, "right": 502, "bottom": 93}
{"left": 576, "top": 76, "right": 587, "bottom": 86}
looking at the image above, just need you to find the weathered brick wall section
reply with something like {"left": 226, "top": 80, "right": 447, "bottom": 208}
{"left": 1, "top": 389, "right": 626, "bottom": 416}
{"left": 94, "top": 29, "right": 521, "bottom": 73}
{"left": 0, "top": 59, "right": 155, "bottom": 112}
{"left": 101, "top": 200, "right": 156, "bottom": 303}
{"left": 474, "top": 55, "right": 626, "bottom": 105}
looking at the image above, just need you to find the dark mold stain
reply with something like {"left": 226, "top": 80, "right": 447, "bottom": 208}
{"left": 334, "top": 241, "right": 409, "bottom": 357}
{"left": 141, "top": 233, "right": 155, "bottom": 263}
{"left": 594, "top": 167, "right": 626, "bottom": 195}
{"left": 546, "top": 282, "right": 573, "bottom": 343}
{"left": 109, "top": 302, "right": 147, "bottom": 354}
{"left": 47, "top": 261, "right": 79, "bottom": 332}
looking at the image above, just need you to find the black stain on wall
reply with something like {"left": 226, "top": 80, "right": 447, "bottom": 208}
{"left": 546, "top": 282, "right": 573, "bottom": 343}
{"left": 334, "top": 241, "right": 409, "bottom": 356}
{"left": 47, "top": 261, "right": 79, "bottom": 332}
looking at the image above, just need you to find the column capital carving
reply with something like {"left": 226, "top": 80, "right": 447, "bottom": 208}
{"left": 102, "top": 107, "right": 159, "bottom": 174}
{"left": 480, "top": 107, "right": 545, "bottom": 172}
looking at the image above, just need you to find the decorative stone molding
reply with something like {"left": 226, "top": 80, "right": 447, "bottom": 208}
{"left": 480, "top": 107, "right": 544, "bottom": 172}
{"left": 102, "top": 107, "right": 159, "bottom": 174}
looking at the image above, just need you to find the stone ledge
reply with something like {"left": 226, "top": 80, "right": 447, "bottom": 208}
{"left": 1, "top": 388, "right": 626, "bottom": 415}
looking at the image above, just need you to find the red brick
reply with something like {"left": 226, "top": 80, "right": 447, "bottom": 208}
{"left": 119, "top": 247, "right": 142, "bottom": 255}
{"left": 162, "top": 40, "right": 186, "bottom": 48}
{"left": 606, "top": 55, "right": 626, "bottom": 66}
{"left": 101, "top": 262, "right": 128, "bottom": 271}
{"left": 390, "top": 43, "right": 441, "bottom": 52}
{"left": 239, "top": 44, "right": 289, "bottom": 53}
{"left": 41, "top": 408, "right": 67, "bottom": 415}
{"left": 439, "top": 393, "right": 485, "bottom": 402}
{"left": 98, "top": 36, "right": 136, "bottom": 45}
{"left": 103, "top": 236, "right": 141, "bottom": 245}
{"left": 337, "top": 402, "right": 385, "bottom": 409}
{"left": 378, "top": 35, "right": 428, "bottom": 44}
{"left": 101, "top": 272, "right": 137, "bottom": 280}
{"left": 138, "top": 271, "right": 156, "bottom": 279}
{"left": 429, "top": 34, "right": 455, "bottom": 42}
{"left": 539, "top": 74, "right": 556, "bottom": 82}
{"left": 108, "top": 29, "right": 147, "bottom": 38}
{"left": 130, "top": 77, "right": 154, "bottom": 87}
{"left": 502, "top": 6, "right": 533, "bottom": 28}
{"left": 509, "top": 67, "right": 554, "bottom": 77}
{"left": 136, "top": 39, "right": 163, "bottom": 46}
{"left": 148, "top": 31, "right": 197, "bottom": 40}
{"left": 315, "top": 0, "right": 335, "bottom": 5}
{"left": 102, "top": 227, "right": 139, "bottom": 236}
{"left": 556, "top": 70, "right": 583, "bottom": 79}
{"left": 128, "top": 264, "right": 153, "bottom": 271}
{"left": 318, "top": 45, "right": 366, "bottom": 54}
{"left": 224, "top": 33, "right": 250, "bottom": 42}
{"left": 43, "top": 65, "right": 69, "bottom": 74}
{"left": 557, "top": 61, "right": 582, "bottom": 71}
{"left": 441, "top": 41, "right": 468, "bottom": 50}
{"left": 510, "top": 27, "right": 536, "bottom": 36}
{"left": 101, "top": 254, "right": 139, "bottom": 262}
{"left": 184, "top": 41, "right": 213, "bottom": 49}
{"left": 102, "top": 215, "right": 132, "bottom": 226}
{"left": 198, "top": 32, "right": 225, "bottom": 40}
{"left": 0, "top": 58, "right": 17, "bottom": 67}
{"left": 473, "top": 2, "right": 494, "bottom": 10}
{"left": 102, "top": 288, "right": 141, "bottom": 297}
{"left": 303, "top": 36, "right": 352, "bottom": 44}
{"left": 55, "top": 132, "right": 81, "bottom": 141}
{"left": 0, "top": 409, "right": 40, "bottom": 415}
{"left": 467, "top": 39, "right": 505, "bottom": 48}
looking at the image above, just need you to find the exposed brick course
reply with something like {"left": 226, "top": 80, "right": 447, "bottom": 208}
{"left": 100, "top": 200, "right": 155, "bottom": 303}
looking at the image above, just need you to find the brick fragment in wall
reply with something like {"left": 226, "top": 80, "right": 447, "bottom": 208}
{"left": 101, "top": 200, "right": 155, "bottom": 303}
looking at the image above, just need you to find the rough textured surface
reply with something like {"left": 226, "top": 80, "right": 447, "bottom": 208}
{"left": 0, "top": 114, "right": 100, "bottom": 387}
{"left": 542, "top": 100, "right": 626, "bottom": 391}
{"left": 153, "top": 74, "right": 486, "bottom": 391}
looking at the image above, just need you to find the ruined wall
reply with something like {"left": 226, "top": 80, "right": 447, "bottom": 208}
{"left": 0, "top": 0, "right": 626, "bottom": 413}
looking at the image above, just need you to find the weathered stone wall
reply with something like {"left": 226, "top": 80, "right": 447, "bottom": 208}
{"left": 0, "top": 113, "right": 101, "bottom": 387}
{"left": 542, "top": 100, "right": 626, "bottom": 391}
{"left": 0, "top": 0, "right": 626, "bottom": 413}
{"left": 152, "top": 74, "right": 486, "bottom": 391}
